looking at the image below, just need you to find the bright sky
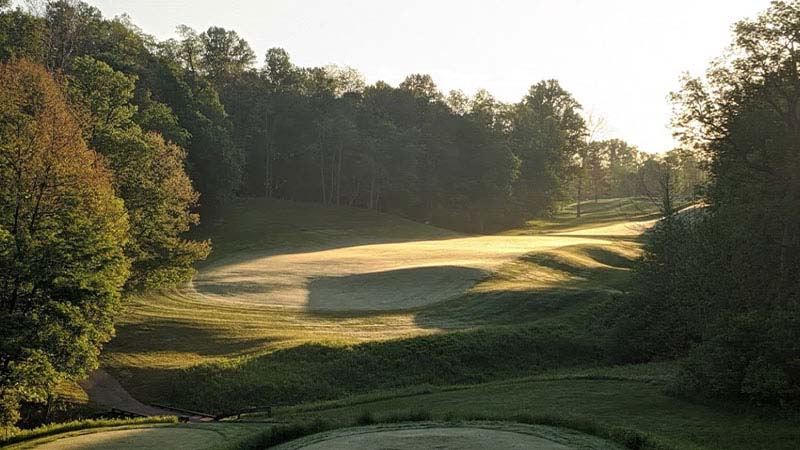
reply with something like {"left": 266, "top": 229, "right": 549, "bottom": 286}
{"left": 79, "top": 0, "right": 770, "bottom": 153}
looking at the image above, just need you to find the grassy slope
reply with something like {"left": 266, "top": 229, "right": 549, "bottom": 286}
{"left": 104, "top": 198, "right": 640, "bottom": 410}
{"left": 95, "top": 197, "right": 798, "bottom": 450}
{"left": 267, "top": 365, "right": 799, "bottom": 450}
{"left": 5, "top": 423, "right": 264, "bottom": 450}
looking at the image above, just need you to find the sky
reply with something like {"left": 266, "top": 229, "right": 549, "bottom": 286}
{"left": 77, "top": 0, "right": 771, "bottom": 153}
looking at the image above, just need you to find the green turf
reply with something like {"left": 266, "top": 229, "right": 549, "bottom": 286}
{"left": 270, "top": 421, "right": 625, "bottom": 450}
{"left": 266, "top": 372, "right": 799, "bottom": 450}
{"left": 79, "top": 197, "right": 799, "bottom": 450}
{"left": 519, "top": 197, "right": 674, "bottom": 234}
{"left": 4, "top": 423, "right": 266, "bottom": 450}
{"left": 103, "top": 198, "right": 643, "bottom": 410}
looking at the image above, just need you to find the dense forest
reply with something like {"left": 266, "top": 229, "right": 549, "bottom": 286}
{"left": 4, "top": 0, "right": 775, "bottom": 433}
{"left": 606, "top": 1, "right": 800, "bottom": 406}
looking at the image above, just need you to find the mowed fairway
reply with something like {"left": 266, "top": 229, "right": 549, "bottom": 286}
{"left": 97, "top": 198, "right": 654, "bottom": 411}
{"left": 40, "top": 198, "right": 800, "bottom": 450}
{"left": 190, "top": 230, "right": 644, "bottom": 312}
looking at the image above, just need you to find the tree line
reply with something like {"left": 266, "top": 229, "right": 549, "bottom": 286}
{"left": 605, "top": 0, "right": 800, "bottom": 407}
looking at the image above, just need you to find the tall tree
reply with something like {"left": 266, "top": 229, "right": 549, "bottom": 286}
{"left": 197, "top": 26, "right": 255, "bottom": 82}
{"left": 0, "top": 59, "right": 129, "bottom": 427}
{"left": 68, "top": 56, "right": 209, "bottom": 289}
{"left": 510, "top": 80, "right": 586, "bottom": 218}
{"left": 672, "top": 0, "right": 800, "bottom": 283}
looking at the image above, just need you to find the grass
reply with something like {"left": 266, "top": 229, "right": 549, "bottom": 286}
{"left": 519, "top": 197, "right": 686, "bottom": 235}
{"left": 267, "top": 421, "right": 628, "bottom": 450}
{"left": 1, "top": 416, "right": 177, "bottom": 447}
{"left": 103, "top": 197, "right": 647, "bottom": 412}
{"left": 60, "top": 196, "right": 798, "bottom": 450}
{"left": 264, "top": 372, "right": 799, "bottom": 450}
{"left": 4, "top": 422, "right": 267, "bottom": 450}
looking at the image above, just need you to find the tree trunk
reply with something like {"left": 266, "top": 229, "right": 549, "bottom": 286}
{"left": 368, "top": 173, "right": 376, "bottom": 209}
{"left": 319, "top": 150, "right": 326, "bottom": 204}
{"left": 336, "top": 145, "right": 343, "bottom": 205}
{"left": 264, "top": 114, "right": 272, "bottom": 197}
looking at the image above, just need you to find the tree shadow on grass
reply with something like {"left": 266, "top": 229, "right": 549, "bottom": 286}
{"left": 108, "top": 319, "right": 279, "bottom": 357}
{"left": 304, "top": 266, "right": 489, "bottom": 314}
{"left": 414, "top": 245, "right": 634, "bottom": 328}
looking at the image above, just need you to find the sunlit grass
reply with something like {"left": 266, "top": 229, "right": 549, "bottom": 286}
{"left": 97, "top": 198, "right": 650, "bottom": 414}
{"left": 104, "top": 198, "right": 646, "bottom": 381}
{"left": 78, "top": 197, "right": 800, "bottom": 450}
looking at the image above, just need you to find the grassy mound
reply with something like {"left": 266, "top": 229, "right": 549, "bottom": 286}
{"left": 264, "top": 367, "right": 799, "bottom": 450}
{"left": 270, "top": 422, "right": 625, "bottom": 450}
{"left": 104, "top": 198, "right": 645, "bottom": 412}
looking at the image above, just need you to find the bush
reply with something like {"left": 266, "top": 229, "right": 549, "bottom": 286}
{"left": 605, "top": 207, "right": 800, "bottom": 406}
{"left": 603, "top": 212, "right": 717, "bottom": 363}
{"left": 674, "top": 310, "right": 800, "bottom": 405}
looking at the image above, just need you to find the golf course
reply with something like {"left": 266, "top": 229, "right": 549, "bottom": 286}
{"left": 4, "top": 2, "right": 800, "bottom": 449}
{"left": 3, "top": 197, "right": 794, "bottom": 450}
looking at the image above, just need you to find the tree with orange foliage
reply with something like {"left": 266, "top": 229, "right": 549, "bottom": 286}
{"left": 0, "top": 59, "right": 129, "bottom": 428}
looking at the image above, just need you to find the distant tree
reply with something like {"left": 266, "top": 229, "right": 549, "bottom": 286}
{"left": 264, "top": 47, "right": 297, "bottom": 88}
{"left": 604, "top": 139, "right": 643, "bottom": 198}
{"left": 399, "top": 73, "right": 442, "bottom": 102}
{"left": 0, "top": 6, "right": 46, "bottom": 62}
{"left": 470, "top": 89, "right": 509, "bottom": 132}
{"left": 139, "top": 53, "right": 243, "bottom": 209}
{"left": 40, "top": 0, "right": 102, "bottom": 71}
{"left": 324, "top": 64, "right": 366, "bottom": 97}
{"left": 0, "top": 59, "right": 129, "bottom": 428}
{"left": 197, "top": 26, "right": 255, "bottom": 82}
{"left": 510, "top": 80, "right": 586, "bottom": 218}
{"left": 445, "top": 89, "right": 470, "bottom": 115}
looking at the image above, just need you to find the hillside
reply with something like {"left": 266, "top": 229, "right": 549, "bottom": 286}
{"left": 95, "top": 198, "right": 648, "bottom": 410}
{"left": 13, "top": 198, "right": 798, "bottom": 450}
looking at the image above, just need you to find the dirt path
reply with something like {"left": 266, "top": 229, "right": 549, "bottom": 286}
{"left": 78, "top": 370, "right": 175, "bottom": 417}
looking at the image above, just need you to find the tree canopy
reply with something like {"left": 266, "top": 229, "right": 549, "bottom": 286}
{"left": 0, "top": 59, "right": 129, "bottom": 427}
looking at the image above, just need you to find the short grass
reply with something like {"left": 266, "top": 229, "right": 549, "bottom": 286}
{"left": 269, "top": 421, "right": 625, "bottom": 450}
{"left": 103, "top": 198, "right": 646, "bottom": 412}
{"left": 265, "top": 366, "right": 799, "bottom": 450}
{"left": 5, "top": 423, "right": 266, "bottom": 450}
{"left": 520, "top": 197, "right": 675, "bottom": 234}
{"left": 79, "top": 197, "right": 800, "bottom": 450}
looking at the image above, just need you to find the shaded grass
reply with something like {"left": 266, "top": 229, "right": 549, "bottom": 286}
{"left": 129, "top": 325, "right": 602, "bottom": 413}
{"left": 0, "top": 416, "right": 177, "bottom": 447}
{"left": 192, "top": 198, "right": 458, "bottom": 265}
{"left": 92, "top": 197, "right": 800, "bottom": 450}
{"left": 519, "top": 197, "right": 670, "bottom": 234}
{"left": 266, "top": 375, "right": 799, "bottom": 450}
